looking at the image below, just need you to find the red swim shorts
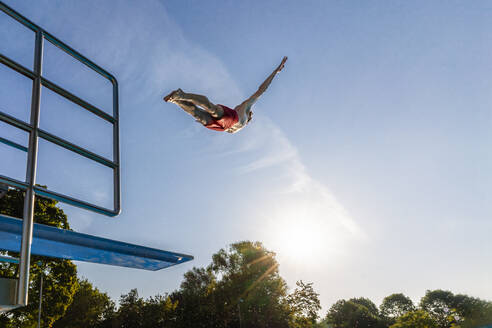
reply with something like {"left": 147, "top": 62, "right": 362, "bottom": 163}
{"left": 204, "top": 104, "right": 239, "bottom": 132}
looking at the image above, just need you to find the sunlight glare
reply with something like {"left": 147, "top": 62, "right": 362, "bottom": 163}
{"left": 264, "top": 203, "right": 347, "bottom": 267}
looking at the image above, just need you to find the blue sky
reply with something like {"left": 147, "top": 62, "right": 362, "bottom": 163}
{"left": 1, "top": 0, "right": 492, "bottom": 313}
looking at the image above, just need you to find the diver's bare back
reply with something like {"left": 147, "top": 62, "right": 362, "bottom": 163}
{"left": 164, "top": 56, "right": 287, "bottom": 134}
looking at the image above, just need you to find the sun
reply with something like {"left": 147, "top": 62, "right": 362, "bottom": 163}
{"left": 263, "top": 205, "right": 345, "bottom": 267}
{"left": 274, "top": 219, "right": 324, "bottom": 258}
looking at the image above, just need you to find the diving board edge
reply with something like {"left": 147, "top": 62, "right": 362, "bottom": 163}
{"left": 0, "top": 214, "right": 193, "bottom": 271}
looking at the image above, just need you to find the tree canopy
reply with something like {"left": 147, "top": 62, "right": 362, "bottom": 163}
{"left": 287, "top": 280, "right": 322, "bottom": 327}
{"left": 172, "top": 241, "right": 293, "bottom": 328}
{"left": 326, "top": 298, "right": 385, "bottom": 328}
{"left": 381, "top": 293, "right": 415, "bottom": 319}
{"left": 390, "top": 310, "right": 438, "bottom": 328}
{"left": 52, "top": 279, "right": 115, "bottom": 328}
{"left": 326, "top": 290, "right": 492, "bottom": 328}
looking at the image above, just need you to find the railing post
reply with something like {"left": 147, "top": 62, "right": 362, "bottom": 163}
{"left": 17, "top": 29, "right": 43, "bottom": 306}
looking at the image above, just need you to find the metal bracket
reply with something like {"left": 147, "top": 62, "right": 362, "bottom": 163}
{"left": 0, "top": 278, "right": 18, "bottom": 312}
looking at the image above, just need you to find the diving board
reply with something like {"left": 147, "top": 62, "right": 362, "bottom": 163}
{"left": 0, "top": 214, "right": 193, "bottom": 270}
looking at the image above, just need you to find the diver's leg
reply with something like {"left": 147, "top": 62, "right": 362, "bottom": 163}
{"left": 173, "top": 90, "right": 224, "bottom": 118}
{"left": 174, "top": 100, "right": 212, "bottom": 125}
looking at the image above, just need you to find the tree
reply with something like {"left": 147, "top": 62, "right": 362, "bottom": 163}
{"left": 390, "top": 310, "right": 438, "bottom": 328}
{"left": 58, "top": 287, "right": 179, "bottom": 328}
{"left": 287, "top": 280, "right": 321, "bottom": 327}
{"left": 113, "top": 289, "right": 146, "bottom": 328}
{"left": 350, "top": 298, "right": 380, "bottom": 317}
{"left": 451, "top": 293, "right": 491, "bottom": 324}
{"left": 418, "top": 290, "right": 489, "bottom": 328}
{"left": 420, "top": 290, "right": 457, "bottom": 328}
{"left": 52, "top": 279, "right": 115, "bottom": 328}
{"left": 102, "top": 289, "right": 179, "bottom": 328}
{"left": 139, "top": 294, "right": 178, "bottom": 328}
{"left": 212, "top": 241, "right": 291, "bottom": 328}
{"left": 458, "top": 301, "right": 492, "bottom": 328}
{"left": 380, "top": 293, "right": 415, "bottom": 325}
{"left": 0, "top": 188, "right": 78, "bottom": 327}
{"left": 326, "top": 299, "right": 385, "bottom": 328}
{"left": 171, "top": 266, "right": 218, "bottom": 327}
{"left": 313, "top": 318, "right": 331, "bottom": 328}
{"left": 171, "top": 241, "right": 291, "bottom": 328}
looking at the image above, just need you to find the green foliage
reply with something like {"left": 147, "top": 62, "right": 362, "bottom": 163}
{"left": 419, "top": 290, "right": 492, "bottom": 328}
{"left": 350, "top": 297, "right": 380, "bottom": 317}
{"left": 139, "top": 294, "right": 178, "bottom": 328}
{"left": 456, "top": 301, "right": 492, "bottom": 328}
{"left": 172, "top": 241, "right": 292, "bottom": 328}
{"left": 287, "top": 280, "right": 322, "bottom": 327}
{"left": 451, "top": 293, "right": 491, "bottom": 325}
{"left": 313, "top": 318, "right": 331, "bottom": 328}
{"left": 83, "top": 289, "right": 178, "bottom": 328}
{"left": 380, "top": 293, "right": 415, "bottom": 325}
{"left": 420, "top": 290, "right": 457, "bottom": 328}
{"left": 0, "top": 189, "right": 78, "bottom": 327}
{"left": 0, "top": 187, "right": 70, "bottom": 229}
{"left": 52, "top": 279, "right": 115, "bottom": 328}
{"left": 390, "top": 310, "right": 439, "bottom": 328}
{"left": 326, "top": 299, "right": 385, "bottom": 328}
{"left": 114, "top": 289, "right": 146, "bottom": 328}
{"left": 445, "top": 296, "right": 492, "bottom": 328}
{"left": 324, "top": 291, "right": 492, "bottom": 328}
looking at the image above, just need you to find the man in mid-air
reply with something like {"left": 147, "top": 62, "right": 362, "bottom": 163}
{"left": 164, "top": 56, "right": 287, "bottom": 133}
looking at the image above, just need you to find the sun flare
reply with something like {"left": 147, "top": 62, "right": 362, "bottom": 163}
{"left": 264, "top": 203, "right": 350, "bottom": 267}
{"left": 273, "top": 219, "right": 326, "bottom": 259}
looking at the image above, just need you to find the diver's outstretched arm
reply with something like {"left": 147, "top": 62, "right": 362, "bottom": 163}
{"left": 236, "top": 57, "right": 287, "bottom": 110}
{"left": 252, "top": 56, "right": 287, "bottom": 99}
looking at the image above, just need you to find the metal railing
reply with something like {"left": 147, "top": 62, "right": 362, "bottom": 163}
{"left": 0, "top": 1, "right": 120, "bottom": 306}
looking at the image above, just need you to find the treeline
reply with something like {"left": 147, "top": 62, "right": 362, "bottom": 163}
{"left": 1, "top": 240, "right": 322, "bottom": 328}
{"left": 53, "top": 242, "right": 322, "bottom": 328}
{"left": 1, "top": 189, "right": 492, "bottom": 328}
{"left": 321, "top": 290, "right": 492, "bottom": 328}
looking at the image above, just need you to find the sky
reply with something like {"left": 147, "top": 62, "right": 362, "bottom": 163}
{"left": 1, "top": 0, "right": 492, "bottom": 314}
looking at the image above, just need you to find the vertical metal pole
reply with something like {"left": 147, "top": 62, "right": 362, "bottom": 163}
{"left": 238, "top": 302, "right": 242, "bottom": 328}
{"left": 37, "top": 274, "right": 43, "bottom": 328}
{"left": 17, "top": 30, "right": 43, "bottom": 306}
{"left": 112, "top": 82, "right": 120, "bottom": 215}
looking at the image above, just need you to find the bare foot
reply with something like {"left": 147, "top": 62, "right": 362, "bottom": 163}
{"left": 163, "top": 88, "right": 184, "bottom": 102}
{"left": 163, "top": 90, "right": 177, "bottom": 102}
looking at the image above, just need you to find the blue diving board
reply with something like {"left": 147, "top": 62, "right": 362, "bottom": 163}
{"left": 0, "top": 214, "right": 193, "bottom": 270}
